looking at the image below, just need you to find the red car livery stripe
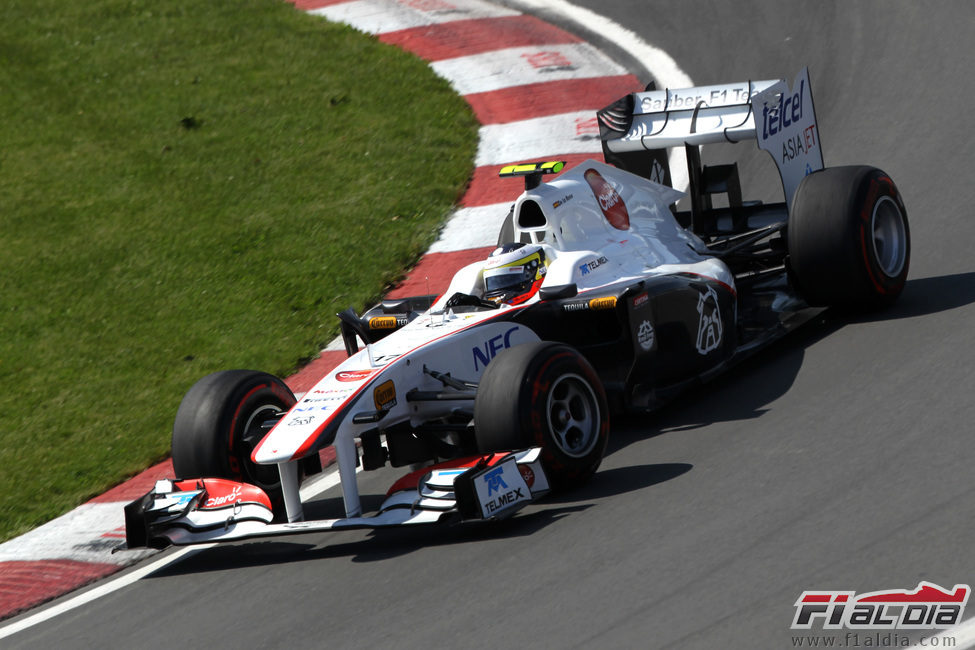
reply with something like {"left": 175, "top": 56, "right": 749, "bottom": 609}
{"left": 252, "top": 306, "right": 533, "bottom": 465}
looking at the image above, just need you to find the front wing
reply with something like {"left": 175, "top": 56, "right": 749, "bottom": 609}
{"left": 120, "top": 449, "right": 550, "bottom": 550}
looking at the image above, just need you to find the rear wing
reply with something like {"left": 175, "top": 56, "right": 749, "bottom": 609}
{"left": 598, "top": 68, "right": 824, "bottom": 210}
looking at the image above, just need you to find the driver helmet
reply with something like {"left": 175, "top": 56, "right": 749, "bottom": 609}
{"left": 482, "top": 242, "right": 548, "bottom": 305}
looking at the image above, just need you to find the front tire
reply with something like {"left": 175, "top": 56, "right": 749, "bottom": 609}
{"left": 474, "top": 342, "right": 609, "bottom": 489}
{"left": 171, "top": 370, "right": 296, "bottom": 503}
{"left": 788, "top": 165, "right": 910, "bottom": 309}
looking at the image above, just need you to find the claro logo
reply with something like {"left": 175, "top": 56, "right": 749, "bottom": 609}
{"left": 472, "top": 326, "right": 520, "bottom": 372}
{"left": 335, "top": 369, "right": 375, "bottom": 382}
{"left": 204, "top": 484, "right": 242, "bottom": 509}
{"left": 584, "top": 168, "right": 629, "bottom": 230}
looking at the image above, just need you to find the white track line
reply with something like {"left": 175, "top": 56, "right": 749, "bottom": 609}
{"left": 0, "top": 468, "right": 348, "bottom": 640}
{"left": 504, "top": 0, "right": 693, "bottom": 191}
{"left": 504, "top": 0, "right": 691, "bottom": 89}
{"left": 1, "top": 0, "right": 695, "bottom": 636}
{"left": 0, "top": 545, "right": 208, "bottom": 641}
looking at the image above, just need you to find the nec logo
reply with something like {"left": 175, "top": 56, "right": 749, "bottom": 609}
{"left": 472, "top": 326, "right": 520, "bottom": 371}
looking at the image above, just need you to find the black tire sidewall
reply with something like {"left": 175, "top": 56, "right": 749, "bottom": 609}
{"left": 172, "top": 370, "right": 295, "bottom": 494}
{"left": 788, "top": 166, "right": 910, "bottom": 308}
{"left": 521, "top": 347, "right": 609, "bottom": 486}
{"left": 475, "top": 342, "right": 609, "bottom": 488}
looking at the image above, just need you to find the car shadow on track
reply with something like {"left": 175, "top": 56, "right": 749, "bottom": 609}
{"left": 628, "top": 272, "right": 975, "bottom": 437}
{"left": 543, "top": 463, "right": 693, "bottom": 505}
{"left": 605, "top": 317, "right": 827, "bottom": 442}
{"left": 143, "top": 501, "right": 594, "bottom": 575}
{"left": 143, "top": 461, "right": 698, "bottom": 577}
{"left": 847, "top": 272, "right": 975, "bottom": 322}
{"left": 602, "top": 269, "right": 959, "bottom": 442}
{"left": 142, "top": 276, "right": 975, "bottom": 578}
{"left": 145, "top": 459, "right": 698, "bottom": 577}
{"left": 141, "top": 332, "right": 828, "bottom": 578}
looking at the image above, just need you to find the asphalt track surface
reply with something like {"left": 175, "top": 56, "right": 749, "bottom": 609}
{"left": 6, "top": 1, "right": 975, "bottom": 648}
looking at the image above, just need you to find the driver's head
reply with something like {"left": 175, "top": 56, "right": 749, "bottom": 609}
{"left": 482, "top": 242, "right": 547, "bottom": 305}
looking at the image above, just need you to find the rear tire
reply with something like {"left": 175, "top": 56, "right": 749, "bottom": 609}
{"left": 474, "top": 342, "right": 609, "bottom": 489}
{"left": 172, "top": 370, "right": 296, "bottom": 505}
{"left": 788, "top": 165, "right": 910, "bottom": 309}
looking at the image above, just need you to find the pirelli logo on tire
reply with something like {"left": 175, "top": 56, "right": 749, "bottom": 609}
{"left": 373, "top": 380, "right": 396, "bottom": 410}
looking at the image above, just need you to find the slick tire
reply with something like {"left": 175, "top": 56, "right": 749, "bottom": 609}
{"left": 172, "top": 370, "right": 296, "bottom": 511}
{"left": 788, "top": 165, "right": 910, "bottom": 309}
{"left": 474, "top": 342, "right": 609, "bottom": 489}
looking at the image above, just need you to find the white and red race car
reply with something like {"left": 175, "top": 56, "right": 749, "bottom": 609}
{"left": 122, "top": 70, "right": 909, "bottom": 550}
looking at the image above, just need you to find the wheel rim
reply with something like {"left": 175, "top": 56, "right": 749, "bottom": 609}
{"left": 546, "top": 373, "right": 600, "bottom": 458}
{"left": 239, "top": 404, "right": 283, "bottom": 487}
{"left": 870, "top": 196, "right": 907, "bottom": 277}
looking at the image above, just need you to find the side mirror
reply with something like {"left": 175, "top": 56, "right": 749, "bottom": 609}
{"left": 539, "top": 284, "right": 578, "bottom": 301}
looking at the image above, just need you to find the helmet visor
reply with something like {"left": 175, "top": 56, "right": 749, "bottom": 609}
{"left": 484, "top": 266, "right": 531, "bottom": 294}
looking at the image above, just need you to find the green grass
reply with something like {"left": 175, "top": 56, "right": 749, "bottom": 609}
{"left": 0, "top": 0, "right": 478, "bottom": 542}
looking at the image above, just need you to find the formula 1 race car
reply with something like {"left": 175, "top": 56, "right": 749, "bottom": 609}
{"left": 122, "top": 69, "right": 910, "bottom": 550}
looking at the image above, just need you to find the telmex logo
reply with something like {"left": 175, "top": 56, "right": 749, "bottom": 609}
{"left": 336, "top": 369, "right": 374, "bottom": 382}
{"left": 483, "top": 466, "right": 508, "bottom": 496}
{"left": 579, "top": 256, "right": 608, "bottom": 276}
{"left": 792, "top": 582, "right": 970, "bottom": 630}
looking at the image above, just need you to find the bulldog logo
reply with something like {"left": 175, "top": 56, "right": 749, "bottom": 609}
{"left": 696, "top": 286, "right": 723, "bottom": 355}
